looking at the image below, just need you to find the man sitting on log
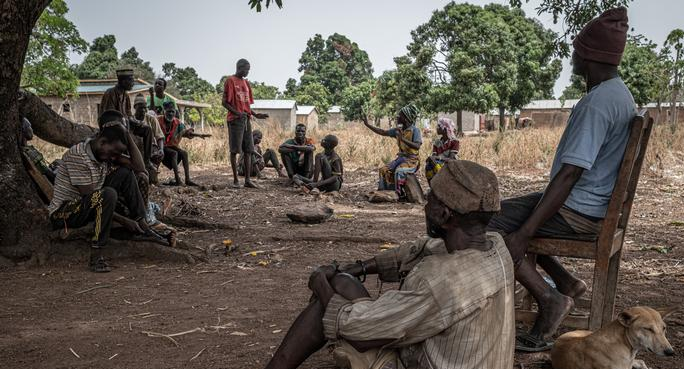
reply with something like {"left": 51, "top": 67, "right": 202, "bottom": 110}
{"left": 279, "top": 123, "right": 315, "bottom": 182}
{"left": 48, "top": 111, "right": 159, "bottom": 273}
{"left": 100, "top": 68, "right": 156, "bottom": 174}
{"left": 293, "top": 134, "right": 343, "bottom": 193}
{"left": 238, "top": 129, "right": 286, "bottom": 178}
{"left": 264, "top": 160, "right": 514, "bottom": 369}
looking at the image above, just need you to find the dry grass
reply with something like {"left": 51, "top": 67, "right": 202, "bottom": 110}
{"left": 31, "top": 120, "right": 684, "bottom": 178}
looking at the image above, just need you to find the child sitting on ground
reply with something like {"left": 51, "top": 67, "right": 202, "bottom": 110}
{"left": 293, "top": 134, "right": 343, "bottom": 193}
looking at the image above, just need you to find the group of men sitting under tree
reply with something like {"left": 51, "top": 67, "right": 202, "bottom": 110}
{"left": 28, "top": 7, "right": 639, "bottom": 366}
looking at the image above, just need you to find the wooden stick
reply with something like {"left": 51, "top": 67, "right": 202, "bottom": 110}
{"left": 160, "top": 215, "right": 235, "bottom": 230}
{"left": 75, "top": 284, "right": 113, "bottom": 295}
{"left": 270, "top": 235, "right": 389, "bottom": 244}
{"left": 69, "top": 348, "right": 80, "bottom": 359}
{"left": 189, "top": 347, "right": 206, "bottom": 361}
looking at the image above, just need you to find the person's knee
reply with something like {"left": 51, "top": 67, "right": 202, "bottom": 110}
{"left": 330, "top": 273, "right": 370, "bottom": 299}
{"left": 100, "top": 187, "right": 118, "bottom": 205}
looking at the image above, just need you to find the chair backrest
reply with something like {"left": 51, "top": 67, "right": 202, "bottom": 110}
{"left": 597, "top": 110, "right": 654, "bottom": 243}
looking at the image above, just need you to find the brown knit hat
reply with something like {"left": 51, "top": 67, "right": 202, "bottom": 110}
{"left": 430, "top": 160, "right": 500, "bottom": 214}
{"left": 573, "top": 7, "right": 629, "bottom": 66}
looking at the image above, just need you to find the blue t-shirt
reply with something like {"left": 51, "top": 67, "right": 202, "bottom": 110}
{"left": 550, "top": 77, "right": 636, "bottom": 218}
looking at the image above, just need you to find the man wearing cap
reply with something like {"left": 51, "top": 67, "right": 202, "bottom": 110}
{"left": 100, "top": 68, "right": 156, "bottom": 173}
{"left": 222, "top": 59, "right": 269, "bottom": 189}
{"left": 263, "top": 160, "right": 515, "bottom": 369}
{"left": 487, "top": 7, "right": 636, "bottom": 350}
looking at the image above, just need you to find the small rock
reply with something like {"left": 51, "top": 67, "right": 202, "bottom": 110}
{"left": 367, "top": 191, "right": 398, "bottom": 203}
{"left": 286, "top": 203, "right": 334, "bottom": 224}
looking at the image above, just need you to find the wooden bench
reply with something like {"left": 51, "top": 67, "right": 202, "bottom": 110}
{"left": 515, "top": 110, "right": 654, "bottom": 331}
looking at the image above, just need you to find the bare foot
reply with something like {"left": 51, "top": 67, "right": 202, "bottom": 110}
{"left": 185, "top": 179, "right": 199, "bottom": 187}
{"left": 531, "top": 291, "right": 574, "bottom": 340}
{"left": 231, "top": 182, "right": 241, "bottom": 189}
{"left": 244, "top": 181, "right": 260, "bottom": 189}
{"left": 557, "top": 279, "right": 587, "bottom": 299}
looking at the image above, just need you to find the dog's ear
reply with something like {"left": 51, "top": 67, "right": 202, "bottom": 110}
{"left": 618, "top": 311, "right": 636, "bottom": 327}
{"left": 656, "top": 306, "right": 680, "bottom": 320}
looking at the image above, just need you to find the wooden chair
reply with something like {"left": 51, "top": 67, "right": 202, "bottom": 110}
{"left": 515, "top": 110, "right": 654, "bottom": 331}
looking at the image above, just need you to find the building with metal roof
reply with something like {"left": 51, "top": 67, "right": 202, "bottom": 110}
{"left": 40, "top": 79, "right": 212, "bottom": 129}
{"left": 250, "top": 99, "right": 298, "bottom": 130}
{"left": 296, "top": 106, "right": 319, "bottom": 130}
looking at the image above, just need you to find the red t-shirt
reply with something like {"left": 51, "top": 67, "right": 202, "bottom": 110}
{"left": 224, "top": 76, "right": 254, "bottom": 122}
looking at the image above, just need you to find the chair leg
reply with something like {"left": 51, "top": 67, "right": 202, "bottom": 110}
{"left": 589, "top": 249, "right": 611, "bottom": 331}
{"left": 601, "top": 248, "right": 623, "bottom": 326}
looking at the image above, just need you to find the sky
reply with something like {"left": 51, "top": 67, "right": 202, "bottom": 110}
{"left": 65, "top": 0, "right": 684, "bottom": 98}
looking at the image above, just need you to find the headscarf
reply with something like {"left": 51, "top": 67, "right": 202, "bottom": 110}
{"left": 437, "top": 117, "right": 457, "bottom": 141}
{"left": 399, "top": 104, "right": 419, "bottom": 124}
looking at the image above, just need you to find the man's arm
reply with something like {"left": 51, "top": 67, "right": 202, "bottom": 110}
{"left": 505, "top": 163, "right": 584, "bottom": 264}
{"left": 118, "top": 131, "right": 146, "bottom": 173}
{"left": 318, "top": 277, "right": 445, "bottom": 348}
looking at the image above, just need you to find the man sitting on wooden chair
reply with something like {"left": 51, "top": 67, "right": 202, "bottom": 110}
{"left": 487, "top": 7, "right": 635, "bottom": 351}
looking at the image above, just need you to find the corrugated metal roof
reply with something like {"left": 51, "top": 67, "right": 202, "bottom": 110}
{"left": 328, "top": 105, "right": 341, "bottom": 113}
{"left": 251, "top": 99, "right": 297, "bottom": 110}
{"left": 296, "top": 105, "right": 316, "bottom": 115}
{"left": 77, "top": 79, "right": 153, "bottom": 94}
{"left": 522, "top": 99, "right": 581, "bottom": 110}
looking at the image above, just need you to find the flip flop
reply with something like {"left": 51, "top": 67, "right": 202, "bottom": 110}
{"left": 515, "top": 329, "right": 553, "bottom": 352}
{"left": 89, "top": 256, "right": 111, "bottom": 273}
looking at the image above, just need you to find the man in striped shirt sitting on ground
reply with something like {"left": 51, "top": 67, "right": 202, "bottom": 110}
{"left": 48, "top": 111, "right": 156, "bottom": 273}
{"left": 264, "top": 160, "right": 515, "bottom": 369}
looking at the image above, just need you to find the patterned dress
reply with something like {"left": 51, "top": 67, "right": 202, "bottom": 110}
{"left": 378, "top": 126, "right": 422, "bottom": 195}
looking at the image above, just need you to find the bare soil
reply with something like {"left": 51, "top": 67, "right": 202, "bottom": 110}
{"left": 1, "top": 166, "right": 682, "bottom": 369}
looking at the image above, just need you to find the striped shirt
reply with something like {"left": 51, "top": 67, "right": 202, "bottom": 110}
{"left": 323, "top": 233, "right": 514, "bottom": 369}
{"left": 48, "top": 140, "right": 109, "bottom": 215}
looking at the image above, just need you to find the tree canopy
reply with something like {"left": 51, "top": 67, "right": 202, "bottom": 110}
{"left": 400, "top": 2, "right": 560, "bottom": 131}
{"left": 162, "top": 63, "right": 213, "bottom": 100}
{"left": 21, "top": 0, "right": 87, "bottom": 97}
{"left": 294, "top": 33, "right": 374, "bottom": 104}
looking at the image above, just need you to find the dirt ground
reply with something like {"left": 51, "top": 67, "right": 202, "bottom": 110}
{"left": 1, "top": 165, "right": 683, "bottom": 369}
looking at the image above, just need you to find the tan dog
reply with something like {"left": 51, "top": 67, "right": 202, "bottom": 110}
{"left": 551, "top": 306, "right": 676, "bottom": 369}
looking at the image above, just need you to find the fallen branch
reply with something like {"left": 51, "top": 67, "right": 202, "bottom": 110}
{"left": 75, "top": 284, "right": 113, "bottom": 295}
{"left": 189, "top": 347, "right": 206, "bottom": 361}
{"left": 160, "top": 215, "right": 235, "bottom": 230}
{"left": 270, "top": 235, "right": 391, "bottom": 244}
{"left": 142, "top": 327, "right": 206, "bottom": 347}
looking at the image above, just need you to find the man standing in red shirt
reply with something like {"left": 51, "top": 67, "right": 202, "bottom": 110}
{"left": 222, "top": 59, "right": 268, "bottom": 188}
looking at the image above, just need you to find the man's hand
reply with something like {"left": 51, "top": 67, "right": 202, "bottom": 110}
{"left": 239, "top": 112, "right": 249, "bottom": 121}
{"left": 504, "top": 230, "right": 531, "bottom": 267}
{"left": 308, "top": 265, "right": 336, "bottom": 305}
{"left": 254, "top": 113, "right": 268, "bottom": 119}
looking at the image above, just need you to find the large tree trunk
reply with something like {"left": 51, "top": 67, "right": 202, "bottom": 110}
{"left": 498, "top": 106, "right": 506, "bottom": 132}
{"left": 0, "top": 0, "right": 53, "bottom": 261}
{"left": 456, "top": 110, "right": 463, "bottom": 137}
